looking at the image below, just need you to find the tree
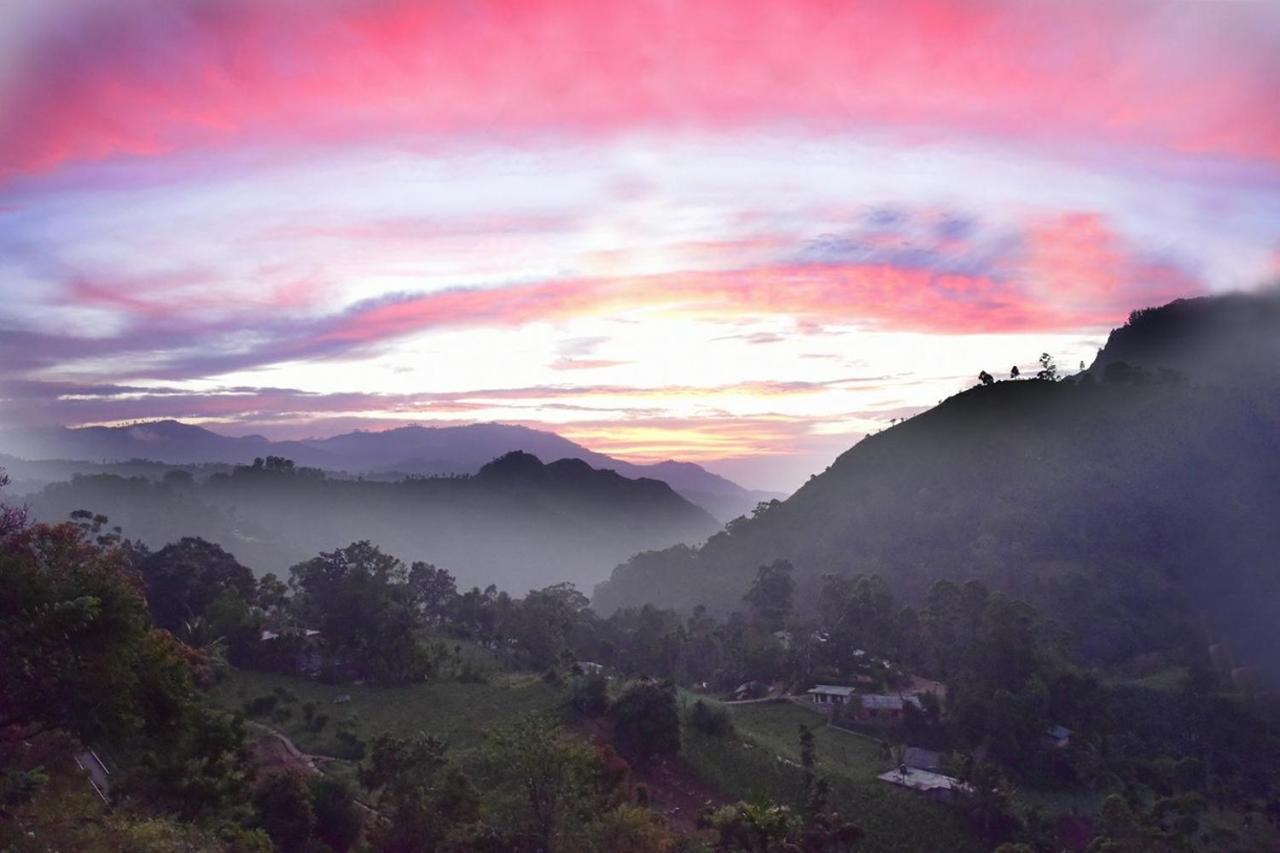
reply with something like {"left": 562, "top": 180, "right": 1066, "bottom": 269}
{"left": 289, "top": 542, "right": 430, "bottom": 683}
{"left": 957, "top": 761, "right": 1018, "bottom": 842}
{"left": 0, "top": 470, "right": 27, "bottom": 540}
{"left": 309, "top": 776, "right": 362, "bottom": 853}
{"left": 611, "top": 681, "right": 680, "bottom": 764}
{"left": 480, "top": 715, "right": 608, "bottom": 851}
{"left": 407, "top": 561, "right": 458, "bottom": 624}
{"left": 253, "top": 772, "right": 315, "bottom": 853}
{"left": 139, "top": 537, "right": 257, "bottom": 650}
{"left": 510, "top": 582, "right": 592, "bottom": 668}
{"left": 1036, "top": 353, "right": 1057, "bottom": 381}
{"left": 361, "top": 731, "right": 481, "bottom": 852}
{"left": 978, "top": 370, "right": 994, "bottom": 386}
{"left": 256, "top": 573, "right": 290, "bottom": 613}
{"left": 744, "top": 560, "right": 795, "bottom": 633}
{"left": 1, "top": 522, "right": 195, "bottom": 745}
{"left": 122, "top": 701, "right": 252, "bottom": 820}
{"left": 1010, "top": 365, "right": 1020, "bottom": 379}
{"left": 798, "top": 724, "right": 823, "bottom": 816}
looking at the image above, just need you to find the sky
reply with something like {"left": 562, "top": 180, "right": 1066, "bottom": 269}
{"left": 1, "top": 0, "right": 1278, "bottom": 491}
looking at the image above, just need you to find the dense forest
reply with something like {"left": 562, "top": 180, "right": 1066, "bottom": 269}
{"left": 595, "top": 292, "right": 1280, "bottom": 685}
{"left": 5, "top": 472, "right": 1279, "bottom": 852}
{"left": 22, "top": 450, "right": 719, "bottom": 593}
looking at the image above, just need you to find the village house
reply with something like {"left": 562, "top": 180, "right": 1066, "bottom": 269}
{"left": 1045, "top": 724, "right": 1072, "bottom": 749}
{"left": 259, "top": 627, "right": 324, "bottom": 676}
{"left": 730, "top": 680, "right": 771, "bottom": 701}
{"left": 846, "top": 693, "right": 923, "bottom": 723}
{"left": 805, "top": 684, "right": 857, "bottom": 706}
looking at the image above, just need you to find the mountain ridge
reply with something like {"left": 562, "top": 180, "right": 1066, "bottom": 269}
{"left": 0, "top": 419, "right": 781, "bottom": 521}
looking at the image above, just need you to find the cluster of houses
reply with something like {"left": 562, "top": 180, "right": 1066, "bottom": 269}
{"left": 803, "top": 675, "right": 944, "bottom": 725}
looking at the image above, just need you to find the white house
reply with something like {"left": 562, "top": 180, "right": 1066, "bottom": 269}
{"left": 806, "top": 684, "right": 858, "bottom": 705}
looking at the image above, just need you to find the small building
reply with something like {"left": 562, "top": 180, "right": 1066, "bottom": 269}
{"left": 1045, "top": 725, "right": 1071, "bottom": 749}
{"left": 772, "top": 630, "right": 794, "bottom": 650}
{"left": 259, "top": 627, "right": 324, "bottom": 676}
{"left": 900, "top": 675, "right": 947, "bottom": 700}
{"left": 877, "top": 766, "right": 971, "bottom": 802}
{"left": 903, "top": 747, "right": 942, "bottom": 772}
{"left": 731, "top": 680, "right": 770, "bottom": 701}
{"left": 806, "top": 684, "right": 857, "bottom": 705}
{"left": 848, "top": 693, "right": 922, "bottom": 723}
{"left": 576, "top": 661, "right": 605, "bottom": 674}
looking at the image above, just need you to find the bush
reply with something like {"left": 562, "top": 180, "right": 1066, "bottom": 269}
{"left": 243, "top": 694, "right": 278, "bottom": 717}
{"left": 686, "top": 700, "right": 734, "bottom": 737}
{"left": 309, "top": 776, "right": 362, "bottom": 853}
{"left": 333, "top": 730, "right": 366, "bottom": 760}
{"left": 571, "top": 671, "right": 610, "bottom": 717}
{"left": 612, "top": 680, "right": 680, "bottom": 763}
{"left": 456, "top": 660, "right": 488, "bottom": 684}
{"left": 253, "top": 772, "right": 315, "bottom": 853}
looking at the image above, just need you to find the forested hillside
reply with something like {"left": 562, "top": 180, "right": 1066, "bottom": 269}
{"left": 596, "top": 291, "right": 1280, "bottom": 682}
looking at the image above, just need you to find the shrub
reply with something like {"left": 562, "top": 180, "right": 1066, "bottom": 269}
{"left": 242, "top": 694, "right": 278, "bottom": 717}
{"left": 571, "top": 671, "right": 610, "bottom": 717}
{"left": 686, "top": 699, "right": 734, "bottom": 737}
{"left": 612, "top": 680, "right": 680, "bottom": 763}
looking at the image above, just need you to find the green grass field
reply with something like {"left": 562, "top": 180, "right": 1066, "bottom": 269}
{"left": 719, "top": 700, "right": 886, "bottom": 782}
{"left": 211, "top": 667, "right": 564, "bottom": 760}
{"left": 679, "top": 698, "right": 980, "bottom": 853}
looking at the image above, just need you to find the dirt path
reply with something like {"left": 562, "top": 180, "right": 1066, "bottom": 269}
{"left": 246, "top": 721, "right": 324, "bottom": 777}
{"left": 246, "top": 723, "right": 384, "bottom": 816}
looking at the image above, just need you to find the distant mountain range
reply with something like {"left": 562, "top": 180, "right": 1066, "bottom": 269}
{"left": 595, "top": 289, "right": 1280, "bottom": 684}
{"left": 0, "top": 420, "right": 782, "bottom": 522}
{"left": 23, "top": 450, "right": 721, "bottom": 594}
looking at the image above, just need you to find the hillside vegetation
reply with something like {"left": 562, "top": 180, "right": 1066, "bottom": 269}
{"left": 595, "top": 291, "right": 1280, "bottom": 682}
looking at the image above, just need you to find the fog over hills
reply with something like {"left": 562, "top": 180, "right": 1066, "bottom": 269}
{"left": 22, "top": 450, "right": 720, "bottom": 594}
{"left": 1, "top": 420, "right": 781, "bottom": 522}
{"left": 595, "top": 290, "right": 1280, "bottom": 684}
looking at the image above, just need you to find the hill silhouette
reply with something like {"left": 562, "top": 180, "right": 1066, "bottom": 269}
{"left": 26, "top": 451, "right": 720, "bottom": 593}
{"left": 2, "top": 421, "right": 777, "bottom": 521}
{"left": 595, "top": 290, "right": 1280, "bottom": 683}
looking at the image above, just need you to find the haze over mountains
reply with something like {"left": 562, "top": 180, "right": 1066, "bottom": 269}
{"left": 23, "top": 450, "right": 720, "bottom": 594}
{"left": 596, "top": 290, "right": 1280, "bottom": 684}
{"left": 2, "top": 420, "right": 781, "bottom": 522}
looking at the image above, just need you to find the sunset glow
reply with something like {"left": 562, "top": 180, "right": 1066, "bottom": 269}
{"left": 2, "top": 0, "right": 1279, "bottom": 489}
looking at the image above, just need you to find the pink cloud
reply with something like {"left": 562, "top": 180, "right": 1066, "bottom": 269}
{"left": 3, "top": 0, "right": 1278, "bottom": 179}
{"left": 320, "top": 245, "right": 1199, "bottom": 348}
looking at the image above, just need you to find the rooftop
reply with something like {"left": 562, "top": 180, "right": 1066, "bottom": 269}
{"left": 860, "top": 694, "right": 922, "bottom": 710}
{"left": 877, "top": 767, "right": 971, "bottom": 794}
{"left": 807, "top": 684, "right": 858, "bottom": 697}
